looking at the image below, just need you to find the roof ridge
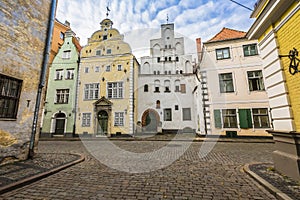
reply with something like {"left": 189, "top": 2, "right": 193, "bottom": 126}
{"left": 207, "top": 27, "right": 247, "bottom": 43}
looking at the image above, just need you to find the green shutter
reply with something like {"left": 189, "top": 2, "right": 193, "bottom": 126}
{"left": 239, "top": 109, "right": 252, "bottom": 129}
{"left": 214, "top": 110, "right": 222, "bottom": 128}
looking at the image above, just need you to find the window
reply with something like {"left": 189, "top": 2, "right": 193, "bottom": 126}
{"left": 154, "top": 80, "right": 160, "bottom": 93}
{"left": 216, "top": 47, "right": 230, "bottom": 60}
{"left": 176, "top": 57, "right": 179, "bottom": 62}
{"left": 154, "top": 71, "right": 157, "bottom": 75}
{"left": 107, "top": 82, "right": 123, "bottom": 99}
{"left": 213, "top": 110, "right": 222, "bottom": 128}
{"left": 164, "top": 71, "right": 167, "bottom": 75}
{"left": 0, "top": 74, "right": 22, "bottom": 119}
{"left": 55, "top": 89, "right": 69, "bottom": 104}
{"left": 114, "top": 112, "right": 124, "bottom": 126}
{"left": 55, "top": 70, "right": 64, "bottom": 80}
{"left": 219, "top": 73, "right": 234, "bottom": 93}
{"left": 95, "top": 66, "right": 100, "bottom": 72}
{"left": 164, "top": 108, "right": 172, "bottom": 121}
{"left": 169, "top": 57, "right": 171, "bottom": 61}
{"left": 84, "top": 83, "right": 99, "bottom": 100}
{"left": 66, "top": 69, "right": 74, "bottom": 79}
{"left": 157, "top": 57, "right": 160, "bottom": 62}
{"left": 117, "top": 65, "right": 122, "bottom": 71}
{"left": 175, "top": 105, "right": 179, "bottom": 110}
{"left": 144, "top": 84, "right": 148, "bottom": 92}
{"left": 157, "top": 71, "right": 160, "bottom": 75}
{"left": 182, "top": 108, "right": 191, "bottom": 121}
{"left": 103, "top": 35, "right": 107, "bottom": 40}
{"left": 62, "top": 50, "right": 71, "bottom": 59}
{"left": 85, "top": 67, "right": 89, "bottom": 73}
{"left": 165, "top": 57, "right": 167, "bottom": 61}
{"left": 96, "top": 50, "right": 101, "bottom": 56}
{"left": 82, "top": 113, "right": 91, "bottom": 127}
{"left": 253, "top": 108, "right": 270, "bottom": 128}
{"left": 222, "top": 109, "right": 237, "bottom": 128}
{"left": 156, "top": 100, "right": 160, "bottom": 109}
{"left": 243, "top": 44, "right": 258, "bottom": 56}
{"left": 168, "top": 71, "right": 171, "bottom": 75}
{"left": 164, "top": 80, "right": 170, "bottom": 93}
{"left": 107, "top": 49, "right": 112, "bottom": 54}
{"left": 106, "top": 65, "right": 111, "bottom": 72}
{"left": 247, "top": 70, "right": 265, "bottom": 91}
{"left": 175, "top": 80, "right": 180, "bottom": 92}
{"left": 60, "top": 32, "right": 65, "bottom": 40}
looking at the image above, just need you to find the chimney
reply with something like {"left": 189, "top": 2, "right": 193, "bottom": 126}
{"left": 64, "top": 20, "right": 70, "bottom": 27}
{"left": 196, "top": 38, "right": 203, "bottom": 62}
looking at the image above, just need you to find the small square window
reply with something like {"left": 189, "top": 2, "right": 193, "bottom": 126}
{"left": 106, "top": 65, "right": 111, "bottom": 72}
{"left": 117, "top": 65, "right": 122, "bottom": 71}
{"left": 85, "top": 67, "right": 89, "bottom": 73}
{"left": 103, "top": 35, "right": 107, "bottom": 40}
{"left": 96, "top": 50, "right": 101, "bottom": 56}
{"left": 95, "top": 66, "right": 100, "bottom": 72}
{"left": 107, "top": 49, "right": 112, "bottom": 54}
{"left": 243, "top": 44, "right": 258, "bottom": 56}
{"left": 175, "top": 105, "right": 179, "bottom": 110}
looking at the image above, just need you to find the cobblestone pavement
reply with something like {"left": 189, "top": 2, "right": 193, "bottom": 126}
{"left": 1, "top": 140, "right": 277, "bottom": 200}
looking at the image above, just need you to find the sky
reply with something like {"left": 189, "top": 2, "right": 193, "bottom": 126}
{"left": 56, "top": 0, "right": 257, "bottom": 59}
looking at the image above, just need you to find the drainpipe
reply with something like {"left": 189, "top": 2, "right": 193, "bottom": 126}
{"left": 29, "top": 0, "right": 57, "bottom": 158}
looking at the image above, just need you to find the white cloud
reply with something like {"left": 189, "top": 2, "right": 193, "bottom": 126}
{"left": 56, "top": 0, "right": 256, "bottom": 58}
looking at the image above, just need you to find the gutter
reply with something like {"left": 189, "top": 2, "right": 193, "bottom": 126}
{"left": 29, "top": 0, "right": 57, "bottom": 158}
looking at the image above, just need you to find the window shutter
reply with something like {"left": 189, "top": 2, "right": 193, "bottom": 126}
{"left": 180, "top": 84, "right": 186, "bottom": 93}
{"left": 238, "top": 109, "right": 252, "bottom": 128}
{"left": 214, "top": 110, "right": 222, "bottom": 128}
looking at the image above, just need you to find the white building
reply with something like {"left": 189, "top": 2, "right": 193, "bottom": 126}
{"left": 137, "top": 23, "right": 197, "bottom": 133}
{"left": 198, "top": 28, "right": 271, "bottom": 136}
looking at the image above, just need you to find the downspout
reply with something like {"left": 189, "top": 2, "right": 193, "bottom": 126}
{"left": 73, "top": 56, "right": 81, "bottom": 135}
{"left": 29, "top": 0, "right": 57, "bottom": 158}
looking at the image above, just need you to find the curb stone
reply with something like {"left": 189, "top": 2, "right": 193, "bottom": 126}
{"left": 243, "top": 163, "right": 293, "bottom": 200}
{"left": 0, "top": 153, "right": 85, "bottom": 195}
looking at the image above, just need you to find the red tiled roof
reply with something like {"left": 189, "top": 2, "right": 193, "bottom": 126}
{"left": 207, "top": 27, "right": 246, "bottom": 42}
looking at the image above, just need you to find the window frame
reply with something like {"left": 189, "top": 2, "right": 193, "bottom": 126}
{"left": 114, "top": 112, "right": 124, "bottom": 126}
{"left": 247, "top": 70, "right": 265, "bottom": 92}
{"left": 222, "top": 109, "right": 238, "bottom": 128}
{"left": 107, "top": 82, "right": 123, "bottom": 99}
{"left": 84, "top": 83, "right": 99, "bottom": 100}
{"left": 252, "top": 108, "right": 270, "bottom": 128}
{"left": 243, "top": 44, "right": 258, "bottom": 57}
{"left": 216, "top": 47, "right": 230, "bottom": 60}
{"left": 0, "top": 74, "right": 22, "bottom": 119}
{"left": 62, "top": 50, "right": 71, "bottom": 59}
{"left": 55, "top": 89, "right": 70, "bottom": 104}
{"left": 164, "top": 108, "right": 172, "bottom": 121}
{"left": 82, "top": 113, "right": 91, "bottom": 127}
{"left": 182, "top": 108, "right": 191, "bottom": 121}
{"left": 219, "top": 73, "right": 234, "bottom": 93}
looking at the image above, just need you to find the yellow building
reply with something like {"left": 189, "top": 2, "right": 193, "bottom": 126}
{"left": 76, "top": 18, "right": 139, "bottom": 137}
{"left": 247, "top": 0, "right": 300, "bottom": 132}
{"left": 247, "top": 0, "right": 300, "bottom": 181}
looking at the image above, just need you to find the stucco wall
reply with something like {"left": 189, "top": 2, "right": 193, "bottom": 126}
{"left": 0, "top": 0, "right": 51, "bottom": 163}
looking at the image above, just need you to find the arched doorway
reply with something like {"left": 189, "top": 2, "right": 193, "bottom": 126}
{"left": 54, "top": 113, "right": 66, "bottom": 135}
{"left": 141, "top": 109, "right": 160, "bottom": 132}
{"left": 97, "top": 110, "right": 108, "bottom": 135}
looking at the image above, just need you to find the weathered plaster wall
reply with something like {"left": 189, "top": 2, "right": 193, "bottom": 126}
{"left": 0, "top": 0, "right": 51, "bottom": 164}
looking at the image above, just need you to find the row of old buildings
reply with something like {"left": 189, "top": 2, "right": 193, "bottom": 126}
{"left": 1, "top": 1, "right": 299, "bottom": 177}
{"left": 40, "top": 16, "right": 272, "bottom": 137}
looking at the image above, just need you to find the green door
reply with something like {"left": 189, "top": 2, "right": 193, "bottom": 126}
{"left": 98, "top": 111, "right": 108, "bottom": 135}
{"left": 55, "top": 113, "right": 66, "bottom": 135}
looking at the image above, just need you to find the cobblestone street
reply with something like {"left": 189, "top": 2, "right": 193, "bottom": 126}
{"left": 1, "top": 140, "right": 276, "bottom": 199}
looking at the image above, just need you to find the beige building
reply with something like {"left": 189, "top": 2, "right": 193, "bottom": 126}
{"left": 198, "top": 28, "right": 271, "bottom": 136}
{"left": 0, "top": 0, "right": 54, "bottom": 163}
{"left": 76, "top": 18, "right": 139, "bottom": 137}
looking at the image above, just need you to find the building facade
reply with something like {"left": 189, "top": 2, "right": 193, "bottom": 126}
{"left": 138, "top": 23, "right": 197, "bottom": 133}
{"left": 41, "top": 29, "right": 81, "bottom": 138}
{"left": 199, "top": 28, "right": 271, "bottom": 136}
{"left": 76, "top": 18, "right": 139, "bottom": 137}
{"left": 0, "top": 0, "right": 53, "bottom": 163}
{"left": 247, "top": 0, "right": 300, "bottom": 180}
{"left": 248, "top": 0, "right": 300, "bottom": 132}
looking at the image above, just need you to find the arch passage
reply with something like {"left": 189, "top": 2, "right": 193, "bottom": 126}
{"left": 141, "top": 109, "right": 160, "bottom": 132}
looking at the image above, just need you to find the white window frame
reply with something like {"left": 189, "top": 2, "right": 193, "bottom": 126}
{"left": 82, "top": 113, "right": 91, "bottom": 127}
{"left": 55, "top": 69, "right": 64, "bottom": 80}
{"left": 107, "top": 82, "right": 123, "bottom": 99}
{"left": 114, "top": 112, "right": 124, "bottom": 126}
{"left": 62, "top": 50, "right": 71, "bottom": 59}
{"left": 84, "top": 83, "right": 99, "bottom": 100}
{"left": 66, "top": 69, "right": 74, "bottom": 79}
{"left": 55, "top": 89, "right": 69, "bottom": 104}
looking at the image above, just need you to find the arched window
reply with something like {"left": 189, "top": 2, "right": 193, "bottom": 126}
{"left": 156, "top": 100, "right": 160, "bottom": 109}
{"left": 144, "top": 84, "right": 149, "bottom": 92}
{"left": 164, "top": 80, "right": 171, "bottom": 93}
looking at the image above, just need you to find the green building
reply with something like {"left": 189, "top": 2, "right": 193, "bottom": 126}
{"left": 41, "top": 29, "right": 81, "bottom": 137}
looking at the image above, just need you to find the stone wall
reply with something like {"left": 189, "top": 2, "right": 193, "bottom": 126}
{"left": 0, "top": 0, "right": 51, "bottom": 164}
